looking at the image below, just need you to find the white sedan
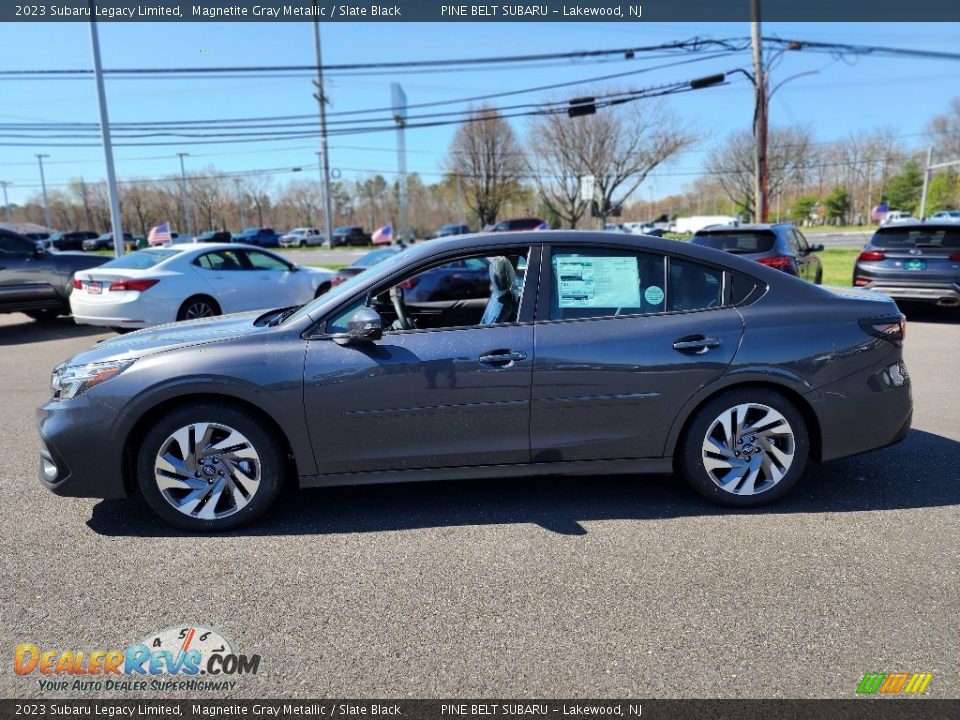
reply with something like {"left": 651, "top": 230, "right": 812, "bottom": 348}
{"left": 70, "top": 243, "right": 335, "bottom": 330}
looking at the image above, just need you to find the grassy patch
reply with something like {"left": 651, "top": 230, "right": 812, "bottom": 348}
{"left": 818, "top": 248, "right": 859, "bottom": 286}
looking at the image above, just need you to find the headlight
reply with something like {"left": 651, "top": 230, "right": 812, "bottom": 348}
{"left": 51, "top": 359, "right": 134, "bottom": 400}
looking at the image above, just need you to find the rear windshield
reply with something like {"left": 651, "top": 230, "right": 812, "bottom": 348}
{"left": 101, "top": 248, "right": 179, "bottom": 269}
{"left": 508, "top": 219, "right": 543, "bottom": 230}
{"left": 872, "top": 226, "right": 960, "bottom": 248}
{"left": 694, "top": 231, "right": 776, "bottom": 253}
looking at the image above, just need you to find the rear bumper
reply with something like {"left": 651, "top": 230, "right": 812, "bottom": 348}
{"left": 805, "top": 356, "right": 912, "bottom": 462}
{"left": 855, "top": 278, "right": 960, "bottom": 304}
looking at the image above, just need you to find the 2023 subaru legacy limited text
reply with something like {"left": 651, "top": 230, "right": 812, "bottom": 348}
{"left": 0, "top": 229, "right": 109, "bottom": 321}
{"left": 38, "top": 232, "right": 913, "bottom": 530}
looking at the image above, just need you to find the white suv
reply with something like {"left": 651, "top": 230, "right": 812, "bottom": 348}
{"left": 279, "top": 228, "right": 325, "bottom": 247}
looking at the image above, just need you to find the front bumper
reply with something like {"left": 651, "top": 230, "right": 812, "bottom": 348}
{"left": 37, "top": 394, "right": 129, "bottom": 498}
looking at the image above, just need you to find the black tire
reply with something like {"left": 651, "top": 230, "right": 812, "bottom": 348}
{"left": 137, "top": 404, "right": 285, "bottom": 531}
{"left": 678, "top": 387, "right": 809, "bottom": 507}
{"left": 25, "top": 308, "right": 64, "bottom": 323}
{"left": 315, "top": 282, "right": 331, "bottom": 298}
{"left": 299, "top": 240, "right": 307, "bottom": 248}
{"left": 176, "top": 295, "right": 221, "bottom": 322}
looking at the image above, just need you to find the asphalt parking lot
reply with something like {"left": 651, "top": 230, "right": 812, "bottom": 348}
{"left": 0, "top": 306, "right": 957, "bottom": 699}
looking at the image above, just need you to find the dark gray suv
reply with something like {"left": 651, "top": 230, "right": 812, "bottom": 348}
{"left": 853, "top": 222, "right": 960, "bottom": 308}
{"left": 692, "top": 223, "right": 823, "bottom": 284}
{"left": 38, "top": 232, "right": 911, "bottom": 530}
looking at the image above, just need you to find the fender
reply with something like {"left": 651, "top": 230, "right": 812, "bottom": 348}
{"left": 660, "top": 366, "right": 816, "bottom": 458}
{"left": 113, "top": 374, "right": 317, "bottom": 477}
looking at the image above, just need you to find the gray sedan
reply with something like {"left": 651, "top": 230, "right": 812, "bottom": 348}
{"left": 38, "top": 232, "right": 912, "bottom": 530}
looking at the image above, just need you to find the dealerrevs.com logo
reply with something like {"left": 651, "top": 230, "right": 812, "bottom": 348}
{"left": 856, "top": 672, "right": 934, "bottom": 696}
{"left": 14, "top": 625, "right": 260, "bottom": 692}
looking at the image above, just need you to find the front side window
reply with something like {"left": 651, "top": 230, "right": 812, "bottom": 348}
{"left": 0, "top": 233, "right": 34, "bottom": 256}
{"left": 244, "top": 250, "right": 291, "bottom": 271}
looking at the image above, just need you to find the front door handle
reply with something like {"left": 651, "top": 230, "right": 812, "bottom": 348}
{"left": 479, "top": 350, "right": 527, "bottom": 366}
{"left": 673, "top": 336, "right": 721, "bottom": 354}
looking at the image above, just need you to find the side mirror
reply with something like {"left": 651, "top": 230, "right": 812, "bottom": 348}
{"left": 333, "top": 307, "right": 383, "bottom": 346}
{"left": 811, "top": 243, "right": 824, "bottom": 253}
{"left": 34, "top": 244, "right": 46, "bottom": 258}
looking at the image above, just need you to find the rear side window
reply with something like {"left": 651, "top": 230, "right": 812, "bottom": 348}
{"left": 871, "top": 227, "right": 960, "bottom": 248}
{"left": 549, "top": 248, "right": 667, "bottom": 320}
{"left": 695, "top": 231, "right": 776, "bottom": 254}
{"left": 194, "top": 250, "right": 245, "bottom": 271}
{"left": 668, "top": 258, "right": 723, "bottom": 312}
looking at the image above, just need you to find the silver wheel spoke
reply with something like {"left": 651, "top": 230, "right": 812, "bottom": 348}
{"left": 154, "top": 421, "right": 261, "bottom": 521}
{"left": 702, "top": 402, "right": 794, "bottom": 497}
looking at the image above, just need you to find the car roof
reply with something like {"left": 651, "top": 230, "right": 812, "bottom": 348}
{"left": 165, "top": 242, "right": 269, "bottom": 252}
{"left": 403, "top": 230, "right": 774, "bottom": 274}
{"left": 698, "top": 223, "right": 790, "bottom": 232}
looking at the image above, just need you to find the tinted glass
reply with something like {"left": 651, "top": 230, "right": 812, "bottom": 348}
{"left": 0, "top": 233, "right": 34, "bottom": 255}
{"left": 245, "top": 250, "right": 290, "bottom": 271}
{"left": 694, "top": 231, "right": 776, "bottom": 253}
{"left": 194, "top": 250, "right": 245, "bottom": 270}
{"left": 509, "top": 219, "right": 544, "bottom": 231}
{"left": 668, "top": 258, "right": 724, "bottom": 311}
{"left": 871, "top": 226, "right": 960, "bottom": 248}
{"left": 101, "top": 248, "right": 179, "bottom": 269}
{"left": 549, "top": 248, "right": 666, "bottom": 321}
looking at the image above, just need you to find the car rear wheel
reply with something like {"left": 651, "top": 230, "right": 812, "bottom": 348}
{"left": 679, "top": 388, "right": 809, "bottom": 507}
{"left": 137, "top": 404, "right": 284, "bottom": 530}
{"left": 177, "top": 295, "right": 221, "bottom": 322}
{"left": 299, "top": 240, "right": 307, "bottom": 247}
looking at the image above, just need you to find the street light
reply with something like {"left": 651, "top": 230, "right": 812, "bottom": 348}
{"left": 36, "top": 154, "right": 51, "bottom": 230}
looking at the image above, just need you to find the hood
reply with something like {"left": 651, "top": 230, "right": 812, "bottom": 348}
{"left": 67, "top": 312, "right": 266, "bottom": 366}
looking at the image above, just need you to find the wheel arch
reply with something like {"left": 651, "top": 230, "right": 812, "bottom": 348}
{"left": 177, "top": 294, "right": 221, "bottom": 321}
{"left": 121, "top": 392, "right": 299, "bottom": 496}
{"left": 665, "top": 378, "right": 823, "bottom": 466}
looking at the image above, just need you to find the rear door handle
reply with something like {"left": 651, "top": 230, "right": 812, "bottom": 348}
{"left": 672, "top": 336, "right": 721, "bottom": 354}
{"left": 479, "top": 350, "right": 527, "bottom": 366}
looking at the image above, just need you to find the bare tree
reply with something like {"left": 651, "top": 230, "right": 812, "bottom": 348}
{"left": 926, "top": 97, "right": 960, "bottom": 159}
{"left": 706, "top": 126, "right": 813, "bottom": 219}
{"left": 445, "top": 105, "right": 526, "bottom": 227}
{"left": 537, "top": 99, "right": 694, "bottom": 226}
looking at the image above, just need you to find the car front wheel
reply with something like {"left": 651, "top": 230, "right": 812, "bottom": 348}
{"left": 679, "top": 388, "right": 809, "bottom": 507}
{"left": 137, "top": 404, "right": 284, "bottom": 530}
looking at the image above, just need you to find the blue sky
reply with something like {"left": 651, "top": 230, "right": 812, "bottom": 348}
{"left": 2, "top": 21, "right": 959, "bottom": 206}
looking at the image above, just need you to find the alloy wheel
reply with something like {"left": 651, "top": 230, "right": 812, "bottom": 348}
{"left": 154, "top": 422, "right": 261, "bottom": 520}
{"left": 183, "top": 301, "right": 215, "bottom": 320}
{"left": 701, "top": 402, "right": 795, "bottom": 496}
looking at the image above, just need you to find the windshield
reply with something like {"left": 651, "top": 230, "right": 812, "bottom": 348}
{"left": 694, "top": 230, "right": 776, "bottom": 253}
{"left": 872, "top": 226, "right": 960, "bottom": 248}
{"left": 101, "top": 248, "right": 180, "bottom": 269}
{"left": 282, "top": 247, "right": 413, "bottom": 325}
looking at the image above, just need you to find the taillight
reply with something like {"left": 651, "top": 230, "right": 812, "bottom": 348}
{"left": 949, "top": 252, "right": 960, "bottom": 261}
{"left": 72, "top": 278, "right": 82, "bottom": 289}
{"left": 858, "top": 250, "right": 886, "bottom": 261}
{"left": 108, "top": 278, "right": 159, "bottom": 292}
{"left": 398, "top": 277, "right": 420, "bottom": 290}
{"left": 859, "top": 314, "right": 906, "bottom": 347}
{"left": 757, "top": 256, "right": 796, "bottom": 275}
{"left": 853, "top": 278, "right": 870, "bottom": 286}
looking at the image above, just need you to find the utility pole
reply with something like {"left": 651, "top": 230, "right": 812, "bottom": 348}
{"left": 233, "top": 177, "right": 246, "bottom": 228}
{"left": 89, "top": 16, "right": 124, "bottom": 256}
{"left": 918, "top": 147, "right": 933, "bottom": 220}
{"left": 392, "top": 82, "right": 409, "bottom": 244}
{"left": 455, "top": 170, "right": 463, "bottom": 226}
{"left": 36, "top": 154, "right": 51, "bottom": 230}
{"left": 312, "top": 21, "right": 335, "bottom": 248}
{"left": 177, "top": 152, "right": 193, "bottom": 237}
{"left": 750, "top": 0, "right": 767, "bottom": 223}
{"left": 0, "top": 181, "right": 11, "bottom": 223}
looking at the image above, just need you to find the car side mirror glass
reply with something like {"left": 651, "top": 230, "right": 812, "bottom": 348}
{"left": 333, "top": 307, "right": 382, "bottom": 346}
{"left": 811, "top": 243, "right": 824, "bottom": 252}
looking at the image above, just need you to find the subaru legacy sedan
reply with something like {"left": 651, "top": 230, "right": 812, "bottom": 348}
{"left": 38, "top": 232, "right": 912, "bottom": 530}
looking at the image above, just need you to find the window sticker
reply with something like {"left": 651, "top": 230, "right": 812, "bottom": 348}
{"left": 644, "top": 285, "right": 665, "bottom": 305}
{"left": 555, "top": 256, "right": 642, "bottom": 308}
